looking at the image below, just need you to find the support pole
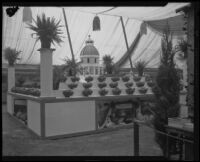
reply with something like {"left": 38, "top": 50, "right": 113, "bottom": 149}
{"left": 62, "top": 8, "right": 75, "bottom": 63}
{"left": 120, "top": 16, "right": 135, "bottom": 75}
{"left": 133, "top": 101, "right": 139, "bottom": 156}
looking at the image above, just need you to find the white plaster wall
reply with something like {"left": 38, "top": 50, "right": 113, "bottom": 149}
{"left": 45, "top": 101, "right": 96, "bottom": 136}
{"left": 7, "top": 94, "right": 14, "bottom": 114}
{"left": 27, "top": 101, "right": 41, "bottom": 136}
{"left": 8, "top": 67, "right": 15, "bottom": 91}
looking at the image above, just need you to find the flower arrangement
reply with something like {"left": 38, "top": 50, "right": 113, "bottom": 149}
{"left": 147, "top": 81, "right": 155, "bottom": 87}
{"left": 71, "top": 76, "right": 80, "bottom": 82}
{"left": 109, "top": 82, "right": 118, "bottom": 88}
{"left": 68, "top": 83, "right": 78, "bottom": 89}
{"left": 136, "top": 81, "right": 145, "bottom": 87}
{"left": 111, "top": 77, "right": 120, "bottom": 82}
{"left": 122, "top": 76, "right": 130, "bottom": 82}
{"left": 125, "top": 82, "right": 133, "bottom": 88}
{"left": 138, "top": 87, "right": 148, "bottom": 94}
{"left": 97, "top": 75, "right": 106, "bottom": 82}
{"left": 82, "top": 89, "right": 93, "bottom": 97}
{"left": 98, "top": 82, "right": 107, "bottom": 89}
{"left": 99, "top": 88, "right": 108, "bottom": 96}
{"left": 63, "top": 90, "right": 73, "bottom": 97}
{"left": 85, "top": 76, "right": 93, "bottom": 82}
{"left": 126, "top": 88, "right": 135, "bottom": 95}
{"left": 112, "top": 87, "right": 121, "bottom": 95}
{"left": 82, "top": 82, "right": 93, "bottom": 89}
{"left": 133, "top": 76, "right": 141, "bottom": 82}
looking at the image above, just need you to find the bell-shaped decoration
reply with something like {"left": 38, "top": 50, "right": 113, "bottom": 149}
{"left": 23, "top": 7, "right": 32, "bottom": 23}
{"left": 93, "top": 15, "right": 100, "bottom": 31}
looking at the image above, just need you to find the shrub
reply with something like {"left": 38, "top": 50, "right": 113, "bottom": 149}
{"left": 82, "top": 89, "right": 93, "bottom": 97}
{"left": 126, "top": 88, "right": 135, "bottom": 95}
{"left": 109, "top": 82, "right": 118, "bottom": 88}
{"left": 122, "top": 76, "right": 130, "bottom": 82}
{"left": 125, "top": 82, "right": 133, "bottom": 88}
{"left": 16, "top": 76, "right": 26, "bottom": 87}
{"left": 11, "top": 87, "right": 40, "bottom": 96}
{"left": 97, "top": 75, "right": 106, "bottom": 82}
{"left": 134, "top": 60, "right": 147, "bottom": 77}
{"left": 138, "top": 87, "right": 148, "bottom": 94}
{"left": 136, "top": 81, "right": 145, "bottom": 87}
{"left": 68, "top": 83, "right": 78, "bottom": 89}
{"left": 112, "top": 88, "right": 121, "bottom": 95}
{"left": 82, "top": 82, "right": 92, "bottom": 89}
{"left": 133, "top": 76, "right": 141, "bottom": 82}
{"left": 99, "top": 89, "right": 108, "bottom": 96}
{"left": 145, "top": 75, "right": 152, "bottom": 82}
{"left": 60, "top": 76, "right": 67, "bottom": 83}
{"left": 111, "top": 77, "right": 120, "bottom": 82}
{"left": 147, "top": 81, "right": 155, "bottom": 87}
{"left": 63, "top": 90, "right": 73, "bottom": 97}
{"left": 71, "top": 76, "right": 80, "bottom": 82}
{"left": 98, "top": 82, "right": 107, "bottom": 89}
{"left": 85, "top": 76, "right": 93, "bottom": 82}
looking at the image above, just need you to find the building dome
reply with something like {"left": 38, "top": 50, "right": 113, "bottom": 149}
{"left": 80, "top": 35, "right": 99, "bottom": 56}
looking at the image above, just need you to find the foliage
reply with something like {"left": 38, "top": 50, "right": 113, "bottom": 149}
{"left": 97, "top": 75, "right": 106, "bottom": 82}
{"left": 27, "top": 13, "right": 64, "bottom": 48}
{"left": 68, "top": 83, "right": 78, "bottom": 89}
{"left": 111, "top": 77, "right": 120, "bottom": 82}
{"left": 133, "top": 76, "right": 141, "bottom": 82}
{"left": 112, "top": 87, "right": 121, "bottom": 95}
{"left": 62, "top": 57, "right": 80, "bottom": 76}
{"left": 71, "top": 76, "right": 80, "bottom": 82}
{"left": 125, "top": 82, "right": 133, "bottom": 88}
{"left": 176, "top": 38, "right": 188, "bottom": 59}
{"left": 63, "top": 90, "right": 73, "bottom": 97}
{"left": 126, "top": 88, "right": 135, "bottom": 95}
{"left": 53, "top": 65, "right": 66, "bottom": 90}
{"left": 147, "top": 81, "right": 155, "bottom": 87}
{"left": 145, "top": 74, "right": 152, "bottom": 82}
{"left": 136, "top": 81, "right": 145, "bottom": 87}
{"left": 134, "top": 60, "right": 147, "bottom": 77}
{"left": 102, "top": 55, "right": 114, "bottom": 74}
{"left": 98, "top": 88, "right": 108, "bottom": 96}
{"left": 16, "top": 76, "right": 26, "bottom": 87}
{"left": 4, "top": 47, "right": 21, "bottom": 66}
{"left": 85, "top": 76, "right": 93, "bottom": 82}
{"left": 98, "top": 82, "right": 107, "bottom": 89}
{"left": 82, "top": 82, "right": 93, "bottom": 89}
{"left": 11, "top": 87, "right": 40, "bottom": 96}
{"left": 109, "top": 82, "right": 118, "bottom": 88}
{"left": 122, "top": 76, "right": 130, "bottom": 82}
{"left": 138, "top": 87, "right": 148, "bottom": 94}
{"left": 82, "top": 89, "right": 93, "bottom": 97}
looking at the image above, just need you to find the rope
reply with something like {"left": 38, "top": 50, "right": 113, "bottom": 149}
{"left": 96, "top": 7, "right": 117, "bottom": 15}
{"left": 134, "top": 119, "right": 194, "bottom": 144}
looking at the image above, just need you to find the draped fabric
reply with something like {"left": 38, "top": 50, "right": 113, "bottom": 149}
{"left": 2, "top": 3, "right": 189, "bottom": 68}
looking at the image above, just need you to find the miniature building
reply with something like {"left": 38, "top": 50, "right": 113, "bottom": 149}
{"left": 79, "top": 35, "right": 103, "bottom": 76}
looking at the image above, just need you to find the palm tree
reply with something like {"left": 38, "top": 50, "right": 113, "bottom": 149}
{"left": 4, "top": 47, "right": 21, "bottom": 66}
{"left": 62, "top": 57, "right": 80, "bottom": 76}
{"left": 134, "top": 60, "right": 147, "bottom": 76}
{"left": 27, "top": 13, "right": 64, "bottom": 49}
{"left": 102, "top": 55, "right": 114, "bottom": 75}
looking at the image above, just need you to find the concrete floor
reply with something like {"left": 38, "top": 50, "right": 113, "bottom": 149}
{"left": 2, "top": 104, "right": 162, "bottom": 156}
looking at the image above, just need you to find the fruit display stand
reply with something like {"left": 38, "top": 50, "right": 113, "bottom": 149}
{"left": 7, "top": 75, "right": 155, "bottom": 139}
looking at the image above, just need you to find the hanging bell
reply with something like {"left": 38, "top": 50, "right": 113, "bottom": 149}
{"left": 93, "top": 15, "right": 100, "bottom": 31}
{"left": 23, "top": 7, "right": 32, "bottom": 23}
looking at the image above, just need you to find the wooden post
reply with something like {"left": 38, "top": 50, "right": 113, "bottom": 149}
{"left": 132, "top": 101, "right": 139, "bottom": 156}
{"left": 120, "top": 16, "right": 135, "bottom": 75}
{"left": 62, "top": 8, "right": 75, "bottom": 63}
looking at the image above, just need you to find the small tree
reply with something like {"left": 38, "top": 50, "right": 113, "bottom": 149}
{"left": 62, "top": 57, "right": 80, "bottom": 76}
{"left": 4, "top": 47, "right": 21, "bottom": 66}
{"left": 134, "top": 60, "right": 147, "bottom": 77}
{"left": 102, "top": 55, "right": 114, "bottom": 74}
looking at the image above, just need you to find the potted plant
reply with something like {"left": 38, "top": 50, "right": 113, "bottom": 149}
{"left": 112, "top": 87, "right": 121, "bottom": 95}
{"left": 102, "top": 55, "right": 114, "bottom": 74}
{"left": 126, "top": 88, "right": 135, "bottom": 95}
{"left": 122, "top": 76, "right": 130, "bottom": 82}
{"left": 136, "top": 81, "right": 145, "bottom": 87}
{"left": 99, "top": 88, "right": 108, "bottom": 96}
{"left": 82, "top": 82, "right": 93, "bottom": 89}
{"left": 71, "top": 76, "right": 80, "bottom": 82}
{"left": 68, "top": 83, "right": 78, "bottom": 89}
{"left": 134, "top": 60, "right": 147, "bottom": 77}
{"left": 97, "top": 75, "right": 106, "bottom": 82}
{"left": 98, "top": 82, "right": 107, "bottom": 89}
{"left": 133, "top": 76, "right": 141, "bottom": 82}
{"left": 111, "top": 77, "right": 120, "bottom": 82}
{"left": 4, "top": 47, "right": 21, "bottom": 67}
{"left": 125, "top": 82, "right": 133, "bottom": 88}
{"left": 147, "top": 81, "right": 155, "bottom": 87}
{"left": 138, "top": 87, "right": 148, "bottom": 94}
{"left": 109, "top": 82, "right": 118, "bottom": 88}
{"left": 82, "top": 89, "right": 93, "bottom": 97}
{"left": 85, "top": 76, "right": 93, "bottom": 82}
{"left": 63, "top": 90, "right": 73, "bottom": 97}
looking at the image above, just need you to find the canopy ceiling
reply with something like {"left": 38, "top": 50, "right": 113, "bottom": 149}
{"left": 2, "top": 3, "right": 189, "bottom": 68}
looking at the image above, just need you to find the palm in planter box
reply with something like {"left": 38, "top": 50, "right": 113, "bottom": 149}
{"left": 122, "top": 76, "right": 130, "bottom": 82}
{"left": 98, "top": 82, "right": 107, "bottom": 89}
{"left": 68, "top": 83, "right": 78, "bottom": 89}
{"left": 97, "top": 75, "right": 106, "bottom": 82}
{"left": 82, "top": 82, "right": 93, "bottom": 89}
{"left": 82, "top": 89, "right": 93, "bottom": 97}
{"left": 63, "top": 90, "right": 73, "bottom": 97}
{"left": 99, "top": 88, "right": 108, "bottom": 96}
{"left": 126, "top": 88, "right": 135, "bottom": 95}
{"left": 109, "top": 82, "right": 118, "bottom": 88}
{"left": 112, "top": 88, "right": 121, "bottom": 95}
{"left": 85, "top": 76, "right": 93, "bottom": 82}
{"left": 136, "top": 81, "right": 145, "bottom": 87}
{"left": 125, "top": 82, "right": 134, "bottom": 88}
{"left": 134, "top": 60, "right": 147, "bottom": 77}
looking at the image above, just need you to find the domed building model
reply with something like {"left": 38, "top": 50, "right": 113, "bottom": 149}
{"left": 79, "top": 35, "right": 103, "bottom": 76}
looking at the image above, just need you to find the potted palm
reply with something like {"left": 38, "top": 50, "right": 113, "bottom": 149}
{"left": 4, "top": 47, "right": 21, "bottom": 91}
{"left": 27, "top": 13, "right": 63, "bottom": 97}
{"left": 134, "top": 60, "right": 147, "bottom": 77}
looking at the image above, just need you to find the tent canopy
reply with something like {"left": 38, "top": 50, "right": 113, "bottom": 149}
{"left": 2, "top": 3, "right": 189, "bottom": 68}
